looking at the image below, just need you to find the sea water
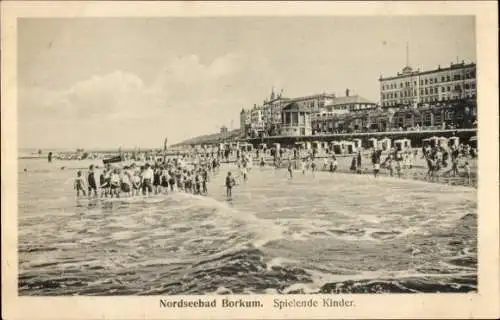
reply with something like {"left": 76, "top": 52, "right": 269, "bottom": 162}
{"left": 18, "top": 159, "right": 477, "bottom": 295}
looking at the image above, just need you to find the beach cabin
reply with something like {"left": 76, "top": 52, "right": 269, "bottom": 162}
{"left": 438, "top": 137, "right": 448, "bottom": 148}
{"left": 331, "top": 141, "right": 342, "bottom": 155}
{"left": 448, "top": 136, "right": 460, "bottom": 148}
{"left": 230, "top": 142, "right": 239, "bottom": 150}
{"left": 311, "top": 141, "right": 322, "bottom": 152}
{"left": 394, "top": 138, "right": 412, "bottom": 152}
{"left": 378, "top": 137, "right": 392, "bottom": 152}
{"left": 239, "top": 143, "right": 253, "bottom": 152}
{"left": 352, "top": 139, "right": 362, "bottom": 151}
{"left": 344, "top": 141, "right": 355, "bottom": 154}
{"left": 295, "top": 141, "right": 305, "bottom": 150}
{"left": 369, "top": 138, "right": 378, "bottom": 149}
{"left": 423, "top": 136, "right": 439, "bottom": 148}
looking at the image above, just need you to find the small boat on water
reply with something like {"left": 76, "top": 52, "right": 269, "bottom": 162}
{"left": 102, "top": 155, "right": 123, "bottom": 165}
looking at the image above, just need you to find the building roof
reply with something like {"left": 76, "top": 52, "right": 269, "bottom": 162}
{"left": 325, "top": 95, "right": 376, "bottom": 107}
{"left": 282, "top": 102, "right": 310, "bottom": 112}
{"left": 289, "top": 93, "right": 336, "bottom": 102}
{"left": 379, "top": 62, "right": 476, "bottom": 81}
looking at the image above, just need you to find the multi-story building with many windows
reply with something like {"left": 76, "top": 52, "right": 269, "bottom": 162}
{"left": 379, "top": 61, "right": 476, "bottom": 108}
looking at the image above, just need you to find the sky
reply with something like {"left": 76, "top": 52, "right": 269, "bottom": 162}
{"left": 18, "top": 16, "right": 476, "bottom": 149}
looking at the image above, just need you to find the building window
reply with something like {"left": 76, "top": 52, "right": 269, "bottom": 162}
{"left": 441, "top": 76, "right": 445, "bottom": 82}
{"left": 447, "top": 86, "right": 451, "bottom": 92}
{"left": 400, "top": 83, "right": 403, "bottom": 88}
{"left": 465, "top": 83, "right": 470, "bottom": 89}
{"left": 471, "top": 83, "right": 476, "bottom": 89}
{"left": 434, "top": 112, "right": 442, "bottom": 123}
{"left": 425, "top": 88, "right": 428, "bottom": 95}
{"left": 425, "top": 79, "right": 428, "bottom": 85}
{"left": 430, "top": 88, "right": 434, "bottom": 94}
{"left": 423, "top": 113, "right": 432, "bottom": 126}
{"left": 447, "top": 75, "right": 450, "bottom": 81}
{"left": 420, "top": 80, "right": 423, "bottom": 85}
{"left": 420, "top": 89, "right": 423, "bottom": 95}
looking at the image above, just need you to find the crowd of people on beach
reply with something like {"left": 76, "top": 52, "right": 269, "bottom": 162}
{"left": 72, "top": 140, "right": 476, "bottom": 199}
{"left": 421, "top": 143, "right": 474, "bottom": 183}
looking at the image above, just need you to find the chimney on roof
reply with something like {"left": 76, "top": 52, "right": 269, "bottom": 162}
{"left": 346, "top": 88, "right": 350, "bottom": 97}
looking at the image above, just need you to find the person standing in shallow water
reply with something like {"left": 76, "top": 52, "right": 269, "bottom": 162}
{"left": 225, "top": 171, "right": 236, "bottom": 199}
{"left": 74, "top": 171, "right": 86, "bottom": 197}
{"left": 87, "top": 165, "right": 98, "bottom": 197}
{"left": 372, "top": 149, "right": 381, "bottom": 178}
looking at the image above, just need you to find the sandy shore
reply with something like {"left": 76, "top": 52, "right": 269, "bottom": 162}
{"left": 251, "top": 151, "right": 477, "bottom": 188}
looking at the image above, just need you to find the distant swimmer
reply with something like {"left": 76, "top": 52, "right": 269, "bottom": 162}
{"left": 60, "top": 166, "right": 66, "bottom": 170}
{"left": 24, "top": 168, "right": 28, "bottom": 173}
{"left": 74, "top": 170, "right": 87, "bottom": 197}
{"left": 225, "top": 171, "right": 236, "bottom": 200}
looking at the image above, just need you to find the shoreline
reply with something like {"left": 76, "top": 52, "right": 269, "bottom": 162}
{"left": 19, "top": 156, "right": 477, "bottom": 189}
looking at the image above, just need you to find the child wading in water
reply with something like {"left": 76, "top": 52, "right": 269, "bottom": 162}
{"left": 87, "top": 165, "right": 98, "bottom": 197}
{"left": 225, "top": 172, "right": 236, "bottom": 200}
{"left": 74, "top": 171, "right": 87, "bottom": 197}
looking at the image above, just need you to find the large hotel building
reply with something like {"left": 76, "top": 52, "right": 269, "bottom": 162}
{"left": 238, "top": 59, "right": 477, "bottom": 139}
{"left": 379, "top": 61, "right": 476, "bottom": 108}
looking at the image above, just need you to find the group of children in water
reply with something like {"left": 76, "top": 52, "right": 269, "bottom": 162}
{"left": 74, "top": 157, "right": 221, "bottom": 198}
